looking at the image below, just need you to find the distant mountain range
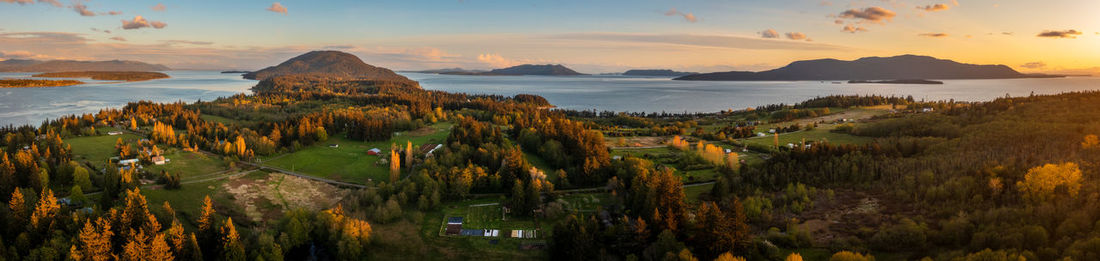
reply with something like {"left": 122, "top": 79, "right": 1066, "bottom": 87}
{"left": 675, "top": 55, "right": 1062, "bottom": 81}
{"left": 242, "top": 50, "right": 414, "bottom": 82}
{"left": 622, "top": 69, "right": 697, "bottom": 77}
{"left": 0, "top": 59, "right": 170, "bottom": 72}
{"left": 437, "top": 64, "right": 585, "bottom": 76}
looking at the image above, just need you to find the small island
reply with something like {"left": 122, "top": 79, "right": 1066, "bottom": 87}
{"left": 221, "top": 70, "right": 251, "bottom": 74}
{"left": 32, "top": 71, "right": 170, "bottom": 82}
{"left": 848, "top": 79, "right": 944, "bottom": 84}
{"left": 0, "top": 78, "right": 85, "bottom": 88}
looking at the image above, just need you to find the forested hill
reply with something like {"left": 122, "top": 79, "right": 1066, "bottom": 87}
{"left": 488, "top": 64, "right": 585, "bottom": 76}
{"left": 0, "top": 59, "right": 170, "bottom": 72}
{"left": 242, "top": 50, "right": 416, "bottom": 83}
{"left": 675, "top": 54, "right": 1051, "bottom": 81}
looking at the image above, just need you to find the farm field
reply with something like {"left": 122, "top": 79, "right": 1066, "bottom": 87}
{"left": 67, "top": 132, "right": 143, "bottom": 167}
{"left": 145, "top": 149, "right": 228, "bottom": 178}
{"left": 264, "top": 121, "right": 453, "bottom": 184}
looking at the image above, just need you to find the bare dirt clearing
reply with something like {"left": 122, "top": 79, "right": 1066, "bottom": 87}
{"left": 222, "top": 172, "right": 349, "bottom": 222}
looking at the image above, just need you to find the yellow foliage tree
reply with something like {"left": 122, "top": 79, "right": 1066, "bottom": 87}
{"left": 8, "top": 189, "right": 25, "bottom": 222}
{"left": 1083, "top": 134, "right": 1100, "bottom": 149}
{"left": 406, "top": 140, "right": 413, "bottom": 169}
{"left": 1017, "top": 162, "right": 1083, "bottom": 200}
{"left": 30, "top": 189, "right": 60, "bottom": 229}
{"left": 70, "top": 217, "right": 114, "bottom": 261}
{"left": 785, "top": 253, "right": 804, "bottom": 261}
{"left": 197, "top": 195, "right": 215, "bottom": 232}
{"left": 669, "top": 135, "right": 690, "bottom": 150}
{"left": 830, "top": 251, "right": 874, "bottom": 261}
{"left": 389, "top": 146, "right": 401, "bottom": 183}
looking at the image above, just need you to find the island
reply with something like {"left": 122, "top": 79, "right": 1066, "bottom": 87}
{"left": 441, "top": 64, "right": 586, "bottom": 76}
{"left": 675, "top": 54, "right": 1066, "bottom": 81}
{"left": 221, "top": 70, "right": 251, "bottom": 74}
{"left": 848, "top": 79, "right": 944, "bottom": 84}
{"left": 622, "top": 69, "right": 697, "bottom": 77}
{"left": 32, "top": 71, "right": 170, "bottom": 82}
{"left": 0, "top": 78, "right": 85, "bottom": 88}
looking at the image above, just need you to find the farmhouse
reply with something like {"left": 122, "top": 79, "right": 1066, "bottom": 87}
{"left": 366, "top": 148, "right": 381, "bottom": 155}
{"left": 445, "top": 217, "right": 463, "bottom": 235}
{"left": 151, "top": 155, "right": 168, "bottom": 165}
{"left": 107, "top": 131, "right": 123, "bottom": 136}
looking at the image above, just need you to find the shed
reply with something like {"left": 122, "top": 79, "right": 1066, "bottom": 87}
{"left": 367, "top": 148, "right": 382, "bottom": 156}
{"left": 447, "top": 217, "right": 464, "bottom": 225}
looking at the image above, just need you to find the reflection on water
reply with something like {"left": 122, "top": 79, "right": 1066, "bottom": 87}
{"left": 3, "top": 70, "right": 1099, "bottom": 127}
{"left": 403, "top": 72, "right": 1100, "bottom": 113}
{"left": 0, "top": 71, "right": 255, "bottom": 127}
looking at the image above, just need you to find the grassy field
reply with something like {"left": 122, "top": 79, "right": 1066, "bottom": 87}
{"left": 265, "top": 122, "right": 453, "bottom": 184}
{"left": 144, "top": 149, "right": 228, "bottom": 178}
{"left": 684, "top": 183, "right": 714, "bottom": 203}
{"left": 741, "top": 125, "right": 873, "bottom": 151}
{"left": 67, "top": 133, "right": 142, "bottom": 167}
{"left": 142, "top": 173, "right": 232, "bottom": 229}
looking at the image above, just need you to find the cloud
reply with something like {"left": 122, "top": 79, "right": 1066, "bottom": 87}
{"left": 104, "top": 11, "right": 121, "bottom": 15}
{"left": 0, "top": 0, "right": 35, "bottom": 5}
{"left": 550, "top": 32, "right": 848, "bottom": 51}
{"left": 918, "top": 4, "right": 950, "bottom": 12}
{"left": 785, "top": 32, "right": 808, "bottom": 41}
{"left": 838, "top": 7, "right": 896, "bottom": 23}
{"left": 324, "top": 45, "right": 355, "bottom": 50}
{"left": 1002, "top": 32, "right": 1013, "bottom": 36}
{"left": 1037, "top": 30, "right": 1083, "bottom": 38}
{"left": 151, "top": 3, "right": 164, "bottom": 11}
{"left": 72, "top": 3, "right": 95, "bottom": 16}
{"left": 759, "top": 29, "right": 779, "bottom": 38}
{"left": 122, "top": 16, "right": 166, "bottom": 30}
{"left": 266, "top": 2, "right": 287, "bottom": 14}
{"left": 1020, "top": 62, "right": 1046, "bottom": 69}
{"left": 843, "top": 25, "right": 868, "bottom": 33}
{"left": 163, "top": 40, "right": 213, "bottom": 45}
{"left": 918, "top": 33, "right": 949, "bottom": 38}
{"left": 109, "top": 36, "right": 126, "bottom": 42}
{"left": 664, "top": 8, "right": 697, "bottom": 23}
{"left": 90, "top": 28, "right": 111, "bottom": 34}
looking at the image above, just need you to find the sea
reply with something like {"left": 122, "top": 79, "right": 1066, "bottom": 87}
{"left": 2, "top": 71, "right": 1099, "bottom": 127}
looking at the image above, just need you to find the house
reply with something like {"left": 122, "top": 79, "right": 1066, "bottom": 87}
{"left": 921, "top": 108, "right": 935, "bottom": 112}
{"left": 328, "top": 144, "right": 339, "bottom": 148}
{"left": 445, "top": 217, "right": 463, "bottom": 235}
{"left": 483, "top": 229, "right": 500, "bottom": 237}
{"left": 612, "top": 155, "right": 623, "bottom": 160}
{"left": 107, "top": 131, "right": 123, "bottom": 136}
{"left": 461, "top": 229, "right": 484, "bottom": 236}
{"left": 724, "top": 149, "right": 732, "bottom": 153}
{"left": 757, "top": 132, "right": 767, "bottom": 137}
{"left": 367, "top": 148, "right": 382, "bottom": 155}
{"left": 768, "top": 129, "right": 776, "bottom": 133}
{"left": 118, "top": 159, "right": 140, "bottom": 165}
{"left": 152, "top": 156, "right": 168, "bottom": 165}
{"left": 786, "top": 143, "right": 796, "bottom": 149}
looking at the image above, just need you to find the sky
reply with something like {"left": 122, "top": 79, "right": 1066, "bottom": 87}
{"left": 1, "top": 0, "right": 1099, "bottom": 73}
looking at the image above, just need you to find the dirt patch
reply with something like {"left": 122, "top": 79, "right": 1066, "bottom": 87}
{"left": 222, "top": 173, "right": 350, "bottom": 223}
{"left": 794, "top": 190, "right": 889, "bottom": 244}
{"left": 407, "top": 125, "right": 439, "bottom": 136}
{"left": 608, "top": 136, "right": 668, "bottom": 149}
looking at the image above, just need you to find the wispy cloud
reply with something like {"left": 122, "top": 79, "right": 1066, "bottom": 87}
{"left": 663, "top": 8, "right": 697, "bottom": 23}
{"left": 758, "top": 29, "right": 779, "bottom": 39}
{"left": 842, "top": 25, "right": 868, "bottom": 33}
{"left": 266, "top": 2, "right": 287, "bottom": 15}
{"left": 1037, "top": 30, "right": 1083, "bottom": 38}
{"left": 785, "top": 32, "right": 808, "bottom": 41}
{"left": 838, "top": 7, "right": 896, "bottom": 23}
{"left": 918, "top": 33, "right": 949, "bottom": 38}
{"left": 122, "top": 15, "right": 166, "bottom": 30}
{"left": 163, "top": 40, "right": 213, "bottom": 45}
{"left": 917, "top": 4, "right": 950, "bottom": 12}
{"left": 151, "top": 3, "right": 165, "bottom": 11}
{"left": 1020, "top": 62, "right": 1046, "bottom": 69}
{"left": 551, "top": 32, "right": 848, "bottom": 51}
{"left": 109, "top": 36, "right": 126, "bottom": 42}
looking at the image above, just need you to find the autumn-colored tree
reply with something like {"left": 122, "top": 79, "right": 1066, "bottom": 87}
{"left": 8, "top": 188, "right": 26, "bottom": 227}
{"left": 405, "top": 140, "right": 414, "bottom": 170}
{"left": 715, "top": 252, "right": 747, "bottom": 261}
{"left": 829, "top": 251, "right": 874, "bottom": 261}
{"left": 1083, "top": 134, "right": 1100, "bottom": 149}
{"left": 669, "top": 135, "right": 689, "bottom": 150}
{"left": 162, "top": 201, "right": 176, "bottom": 219}
{"left": 785, "top": 253, "right": 804, "bottom": 261}
{"left": 221, "top": 218, "right": 246, "bottom": 261}
{"left": 70, "top": 217, "right": 114, "bottom": 261}
{"left": 197, "top": 195, "right": 215, "bottom": 232}
{"left": 30, "top": 189, "right": 60, "bottom": 230}
{"left": 389, "top": 146, "right": 401, "bottom": 183}
{"left": 129, "top": 117, "right": 138, "bottom": 130}
{"left": 691, "top": 200, "right": 750, "bottom": 259}
{"left": 1017, "top": 162, "right": 1083, "bottom": 201}
{"left": 150, "top": 122, "right": 177, "bottom": 145}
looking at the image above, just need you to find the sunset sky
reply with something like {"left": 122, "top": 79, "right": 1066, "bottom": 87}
{"left": 2, "top": 0, "right": 1098, "bottom": 73}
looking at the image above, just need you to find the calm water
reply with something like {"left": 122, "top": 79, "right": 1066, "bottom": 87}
{"left": 2, "top": 71, "right": 1100, "bottom": 126}
{"left": 0, "top": 71, "right": 255, "bottom": 127}
{"left": 403, "top": 72, "right": 1100, "bottom": 113}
